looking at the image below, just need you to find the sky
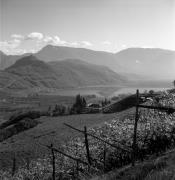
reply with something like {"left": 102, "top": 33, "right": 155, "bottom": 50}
{"left": 0, "top": 0, "right": 175, "bottom": 54}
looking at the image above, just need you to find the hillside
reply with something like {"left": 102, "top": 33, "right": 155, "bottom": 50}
{"left": 114, "top": 48, "right": 175, "bottom": 80}
{"left": 35, "top": 45, "right": 124, "bottom": 72}
{"left": 92, "top": 149, "right": 175, "bottom": 180}
{"left": 0, "top": 55, "right": 127, "bottom": 90}
{"left": 0, "top": 71, "right": 37, "bottom": 90}
{"left": 49, "top": 59, "right": 127, "bottom": 86}
{"left": 0, "top": 51, "right": 31, "bottom": 70}
{"left": 4, "top": 55, "right": 62, "bottom": 89}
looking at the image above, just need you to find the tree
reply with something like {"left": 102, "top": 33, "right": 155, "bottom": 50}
{"left": 149, "top": 90, "right": 154, "bottom": 95}
{"left": 82, "top": 97, "right": 87, "bottom": 107}
{"left": 101, "top": 98, "right": 111, "bottom": 107}
{"left": 173, "top": 80, "right": 175, "bottom": 88}
{"left": 52, "top": 104, "right": 66, "bottom": 116}
{"left": 72, "top": 94, "right": 87, "bottom": 114}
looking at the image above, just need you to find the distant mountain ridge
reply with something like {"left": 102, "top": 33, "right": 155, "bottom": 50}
{"left": 35, "top": 45, "right": 124, "bottom": 72}
{"left": 0, "top": 55, "right": 127, "bottom": 90}
{"left": 35, "top": 45, "right": 175, "bottom": 79}
{"left": 114, "top": 48, "right": 175, "bottom": 80}
{"left": 0, "top": 46, "right": 175, "bottom": 80}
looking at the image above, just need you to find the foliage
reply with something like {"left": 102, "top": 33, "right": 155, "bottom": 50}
{"left": 101, "top": 98, "right": 111, "bottom": 107}
{"left": 71, "top": 94, "right": 87, "bottom": 114}
{"left": 52, "top": 104, "right": 66, "bottom": 116}
{"left": 0, "top": 111, "right": 41, "bottom": 130}
{"left": 0, "top": 118, "right": 38, "bottom": 142}
{"left": 149, "top": 90, "right": 154, "bottom": 94}
{"left": 103, "top": 94, "right": 145, "bottom": 113}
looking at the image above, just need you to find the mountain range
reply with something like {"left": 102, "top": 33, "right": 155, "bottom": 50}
{"left": 0, "top": 55, "right": 127, "bottom": 90}
{"left": 1, "top": 45, "right": 174, "bottom": 80}
{"left": 0, "top": 46, "right": 174, "bottom": 92}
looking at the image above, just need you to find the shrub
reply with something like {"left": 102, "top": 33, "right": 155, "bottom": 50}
{"left": 0, "top": 118, "right": 38, "bottom": 142}
{"left": 52, "top": 104, "right": 66, "bottom": 116}
{"left": 0, "top": 111, "right": 41, "bottom": 130}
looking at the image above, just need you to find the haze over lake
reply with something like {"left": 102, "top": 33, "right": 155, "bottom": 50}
{"left": 40, "top": 86, "right": 172, "bottom": 98}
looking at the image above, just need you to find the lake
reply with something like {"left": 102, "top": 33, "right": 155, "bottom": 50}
{"left": 46, "top": 86, "right": 171, "bottom": 98}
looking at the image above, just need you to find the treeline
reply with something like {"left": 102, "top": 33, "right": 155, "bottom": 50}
{"left": 48, "top": 94, "right": 86, "bottom": 116}
{"left": 48, "top": 94, "right": 111, "bottom": 116}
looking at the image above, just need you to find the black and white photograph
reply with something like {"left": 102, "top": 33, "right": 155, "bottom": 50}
{"left": 0, "top": 0, "right": 175, "bottom": 179}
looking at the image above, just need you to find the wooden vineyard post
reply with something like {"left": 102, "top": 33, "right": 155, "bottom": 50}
{"left": 132, "top": 89, "right": 139, "bottom": 166}
{"left": 12, "top": 153, "right": 16, "bottom": 176}
{"left": 84, "top": 126, "right": 91, "bottom": 166}
{"left": 76, "top": 160, "right": 79, "bottom": 177}
{"left": 26, "top": 156, "right": 30, "bottom": 170}
{"left": 103, "top": 144, "right": 106, "bottom": 172}
{"left": 50, "top": 144, "right": 56, "bottom": 180}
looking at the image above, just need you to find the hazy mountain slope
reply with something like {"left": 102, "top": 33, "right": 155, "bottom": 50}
{"left": 1, "top": 46, "right": 174, "bottom": 80}
{"left": 0, "top": 51, "right": 31, "bottom": 70}
{"left": 0, "top": 71, "right": 35, "bottom": 90}
{"left": 35, "top": 45, "right": 124, "bottom": 72}
{"left": 49, "top": 59, "right": 127, "bottom": 86}
{"left": 36, "top": 46, "right": 175, "bottom": 79}
{"left": 114, "top": 48, "right": 175, "bottom": 79}
{"left": 0, "top": 55, "right": 126, "bottom": 90}
{"left": 5, "top": 55, "right": 72, "bottom": 89}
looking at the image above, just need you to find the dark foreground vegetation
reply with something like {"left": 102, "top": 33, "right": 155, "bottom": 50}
{"left": 0, "top": 118, "right": 38, "bottom": 143}
{"left": 92, "top": 149, "right": 175, "bottom": 180}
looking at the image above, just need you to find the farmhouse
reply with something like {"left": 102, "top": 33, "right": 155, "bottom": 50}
{"left": 87, "top": 103, "right": 101, "bottom": 108}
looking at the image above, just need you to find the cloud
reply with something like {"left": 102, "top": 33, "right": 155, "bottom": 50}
{"left": 12, "top": 49, "right": 27, "bottom": 54}
{"left": 102, "top": 41, "right": 111, "bottom": 46}
{"left": 0, "top": 40, "right": 22, "bottom": 54}
{"left": 54, "top": 36, "right": 60, "bottom": 43}
{"left": 27, "top": 32, "right": 44, "bottom": 40}
{"left": 53, "top": 36, "right": 67, "bottom": 45}
{"left": 0, "top": 39, "right": 21, "bottom": 49}
{"left": 43, "top": 35, "right": 68, "bottom": 46}
{"left": 13, "top": 39, "right": 21, "bottom": 44}
{"left": 0, "top": 41, "right": 9, "bottom": 53}
{"left": 27, "top": 49, "right": 38, "bottom": 53}
{"left": 81, "top": 41, "right": 93, "bottom": 46}
{"left": 11, "top": 34, "right": 24, "bottom": 39}
{"left": 1, "top": 32, "right": 95, "bottom": 54}
{"left": 0, "top": 41, "right": 8, "bottom": 47}
{"left": 70, "top": 42, "right": 79, "bottom": 47}
{"left": 121, "top": 44, "right": 127, "bottom": 49}
{"left": 135, "top": 60, "right": 141, "bottom": 64}
{"left": 141, "top": 45, "right": 154, "bottom": 49}
{"left": 43, "top": 36, "right": 53, "bottom": 43}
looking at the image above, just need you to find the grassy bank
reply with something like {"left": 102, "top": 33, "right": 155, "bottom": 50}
{"left": 91, "top": 149, "right": 175, "bottom": 180}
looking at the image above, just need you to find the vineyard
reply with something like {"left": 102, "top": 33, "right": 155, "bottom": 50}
{"left": 0, "top": 89, "right": 175, "bottom": 180}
